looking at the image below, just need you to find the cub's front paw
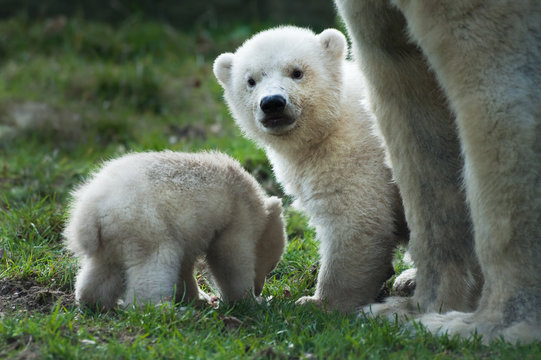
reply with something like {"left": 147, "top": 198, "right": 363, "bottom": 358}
{"left": 296, "top": 295, "right": 324, "bottom": 309}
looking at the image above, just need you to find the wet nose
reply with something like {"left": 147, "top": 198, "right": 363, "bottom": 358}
{"left": 260, "top": 95, "right": 286, "bottom": 114}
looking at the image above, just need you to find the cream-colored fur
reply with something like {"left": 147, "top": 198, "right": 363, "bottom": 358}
{"left": 63, "top": 151, "right": 286, "bottom": 309}
{"left": 214, "top": 26, "right": 407, "bottom": 312}
{"left": 336, "top": 0, "right": 541, "bottom": 343}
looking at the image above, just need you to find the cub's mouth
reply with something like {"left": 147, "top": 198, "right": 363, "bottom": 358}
{"left": 261, "top": 116, "right": 295, "bottom": 129}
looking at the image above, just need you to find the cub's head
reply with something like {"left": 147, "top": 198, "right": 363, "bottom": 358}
{"left": 214, "top": 26, "right": 347, "bottom": 148}
{"left": 253, "top": 196, "right": 287, "bottom": 296}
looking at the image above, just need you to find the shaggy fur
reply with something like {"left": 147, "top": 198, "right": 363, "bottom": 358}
{"left": 335, "top": 0, "right": 541, "bottom": 343}
{"left": 214, "top": 26, "right": 407, "bottom": 312}
{"left": 64, "top": 151, "right": 286, "bottom": 309}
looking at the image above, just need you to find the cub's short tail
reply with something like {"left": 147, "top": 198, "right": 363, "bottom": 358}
{"left": 63, "top": 196, "right": 102, "bottom": 257}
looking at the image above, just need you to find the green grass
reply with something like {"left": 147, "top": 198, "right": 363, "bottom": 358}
{"left": 1, "top": 16, "right": 540, "bottom": 359}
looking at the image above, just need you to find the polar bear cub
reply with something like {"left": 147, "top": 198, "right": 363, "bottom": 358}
{"left": 64, "top": 151, "right": 286, "bottom": 309}
{"left": 214, "top": 26, "right": 407, "bottom": 312}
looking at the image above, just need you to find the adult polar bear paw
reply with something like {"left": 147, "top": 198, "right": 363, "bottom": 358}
{"left": 412, "top": 311, "right": 541, "bottom": 345}
{"left": 362, "top": 296, "right": 541, "bottom": 344}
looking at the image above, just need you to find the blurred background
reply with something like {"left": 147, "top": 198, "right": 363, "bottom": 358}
{"left": 0, "top": 0, "right": 336, "bottom": 30}
{"left": 0, "top": 0, "right": 338, "bottom": 201}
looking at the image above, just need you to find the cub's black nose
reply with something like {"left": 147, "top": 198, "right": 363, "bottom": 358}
{"left": 260, "top": 95, "right": 286, "bottom": 114}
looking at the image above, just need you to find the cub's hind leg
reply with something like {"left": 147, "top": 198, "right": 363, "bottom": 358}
{"left": 75, "top": 256, "right": 124, "bottom": 310}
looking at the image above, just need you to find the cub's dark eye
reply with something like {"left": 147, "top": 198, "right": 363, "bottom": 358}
{"left": 247, "top": 78, "right": 256, "bottom": 87}
{"left": 292, "top": 69, "right": 303, "bottom": 79}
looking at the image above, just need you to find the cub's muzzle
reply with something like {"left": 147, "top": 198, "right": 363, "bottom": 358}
{"left": 259, "top": 94, "right": 295, "bottom": 129}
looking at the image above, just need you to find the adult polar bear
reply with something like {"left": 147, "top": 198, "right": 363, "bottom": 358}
{"left": 335, "top": 0, "right": 541, "bottom": 343}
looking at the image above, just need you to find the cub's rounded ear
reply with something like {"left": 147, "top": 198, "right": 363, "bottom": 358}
{"left": 317, "top": 28, "right": 347, "bottom": 60}
{"left": 213, "top": 53, "right": 235, "bottom": 87}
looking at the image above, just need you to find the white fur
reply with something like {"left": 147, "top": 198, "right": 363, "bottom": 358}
{"left": 63, "top": 151, "right": 286, "bottom": 309}
{"left": 336, "top": 0, "right": 541, "bottom": 343}
{"left": 214, "top": 26, "right": 407, "bottom": 312}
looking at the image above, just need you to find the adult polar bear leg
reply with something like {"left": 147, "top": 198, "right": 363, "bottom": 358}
{"left": 394, "top": 0, "right": 541, "bottom": 343}
{"left": 335, "top": 0, "right": 483, "bottom": 316}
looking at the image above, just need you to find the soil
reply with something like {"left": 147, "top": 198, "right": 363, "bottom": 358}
{"left": 0, "top": 278, "right": 75, "bottom": 314}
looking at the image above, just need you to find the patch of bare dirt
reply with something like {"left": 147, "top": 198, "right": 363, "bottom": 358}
{"left": 0, "top": 278, "right": 75, "bottom": 314}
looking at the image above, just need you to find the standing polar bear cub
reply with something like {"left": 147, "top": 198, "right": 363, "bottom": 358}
{"left": 214, "top": 26, "right": 407, "bottom": 312}
{"left": 64, "top": 151, "right": 286, "bottom": 309}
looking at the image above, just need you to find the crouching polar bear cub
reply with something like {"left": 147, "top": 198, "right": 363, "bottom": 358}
{"left": 64, "top": 151, "right": 286, "bottom": 309}
{"left": 214, "top": 26, "right": 408, "bottom": 312}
